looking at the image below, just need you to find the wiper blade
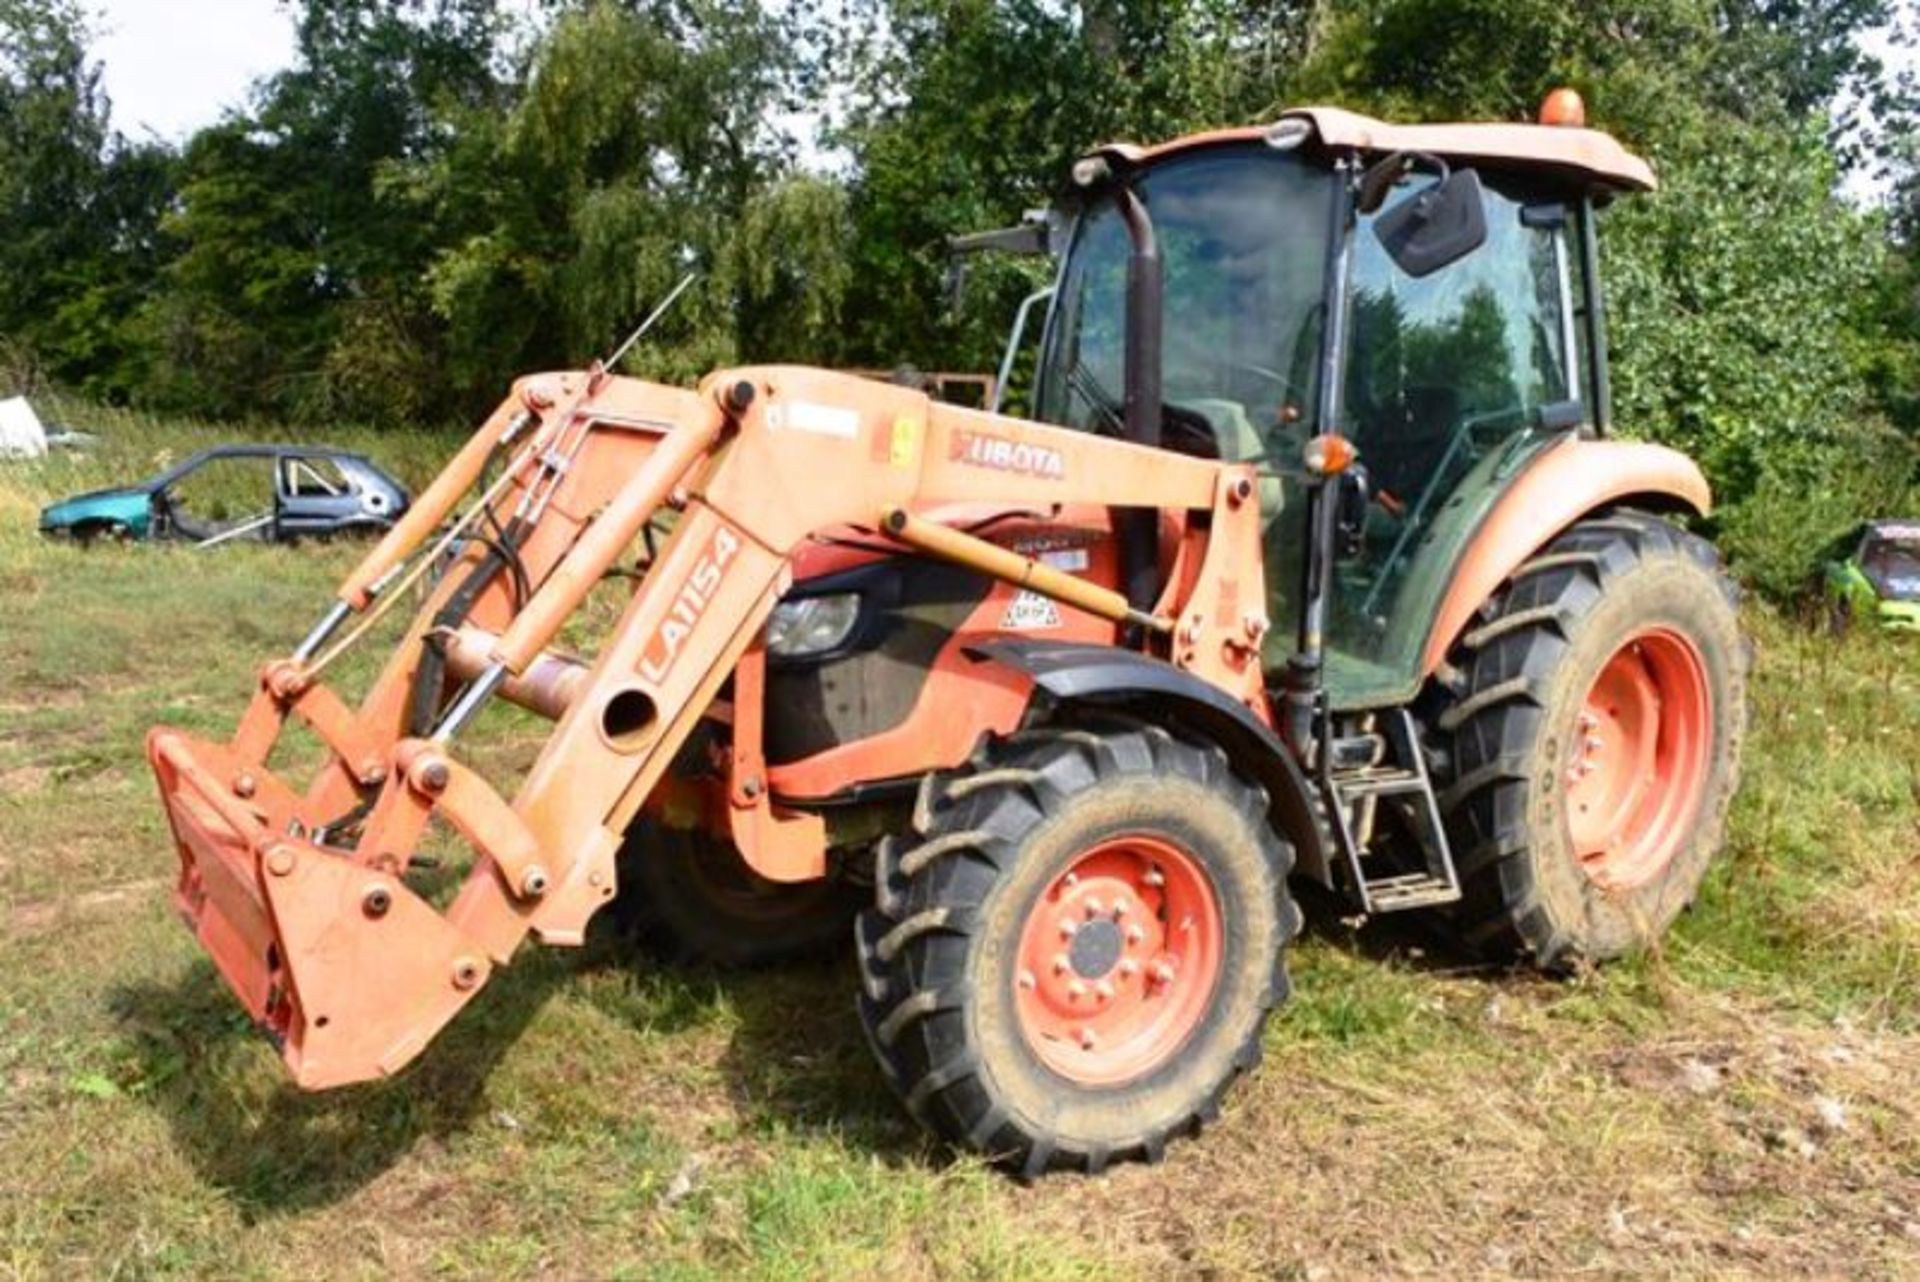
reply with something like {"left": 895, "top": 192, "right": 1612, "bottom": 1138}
{"left": 1068, "top": 363, "right": 1127, "bottom": 437}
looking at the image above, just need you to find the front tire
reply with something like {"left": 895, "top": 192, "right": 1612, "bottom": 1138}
{"left": 1436, "top": 510, "right": 1747, "bottom": 968}
{"left": 856, "top": 721, "right": 1299, "bottom": 1176}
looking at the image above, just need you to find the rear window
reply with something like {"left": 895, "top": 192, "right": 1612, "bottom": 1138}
{"left": 283, "top": 457, "right": 349, "bottom": 497}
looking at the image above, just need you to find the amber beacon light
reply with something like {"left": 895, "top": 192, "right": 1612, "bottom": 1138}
{"left": 1539, "top": 87, "right": 1587, "bottom": 127}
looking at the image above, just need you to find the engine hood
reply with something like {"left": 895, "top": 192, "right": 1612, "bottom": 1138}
{"left": 39, "top": 486, "right": 150, "bottom": 531}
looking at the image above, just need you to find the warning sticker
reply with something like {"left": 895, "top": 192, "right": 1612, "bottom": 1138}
{"left": 768, "top": 400, "right": 861, "bottom": 439}
{"left": 1001, "top": 590, "right": 1062, "bottom": 631}
{"left": 1037, "top": 547, "right": 1088, "bottom": 574}
{"left": 889, "top": 416, "right": 921, "bottom": 468}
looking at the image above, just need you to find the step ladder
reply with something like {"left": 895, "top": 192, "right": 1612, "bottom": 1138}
{"left": 1321, "top": 707, "right": 1461, "bottom": 913}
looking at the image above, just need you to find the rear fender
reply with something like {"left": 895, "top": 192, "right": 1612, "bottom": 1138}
{"left": 971, "top": 639, "right": 1332, "bottom": 887}
{"left": 1420, "top": 437, "right": 1711, "bottom": 676}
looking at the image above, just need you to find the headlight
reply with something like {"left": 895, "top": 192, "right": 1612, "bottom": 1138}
{"left": 766, "top": 592, "right": 861, "bottom": 657}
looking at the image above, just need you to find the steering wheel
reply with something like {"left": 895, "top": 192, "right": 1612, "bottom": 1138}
{"left": 1224, "top": 360, "right": 1295, "bottom": 398}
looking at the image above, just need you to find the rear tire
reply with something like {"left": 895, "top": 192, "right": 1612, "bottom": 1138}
{"left": 1435, "top": 510, "right": 1746, "bottom": 968}
{"left": 855, "top": 720, "right": 1299, "bottom": 1176}
{"left": 612, "top": 821, "right": 860, "bottom": 968}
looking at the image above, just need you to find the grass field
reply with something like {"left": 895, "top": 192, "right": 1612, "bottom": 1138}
{"left": 2, "top": 402, "right": 1919, "bottom": 1279}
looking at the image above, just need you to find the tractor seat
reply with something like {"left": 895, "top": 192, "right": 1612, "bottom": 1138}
{"left": 1180, "top": 398, "right": 1285, "bottom": 521}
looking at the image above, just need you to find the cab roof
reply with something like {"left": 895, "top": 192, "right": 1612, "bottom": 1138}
{"left": 1090, "top": 106, "right": 1657, "bottom": 194}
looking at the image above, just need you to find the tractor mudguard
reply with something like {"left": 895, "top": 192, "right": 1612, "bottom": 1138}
{"left": 970, "top": 638, "right": 1332, "bottom": 886}
{"left": 1420, "top": 436, "right": 1711, "bottom": 676}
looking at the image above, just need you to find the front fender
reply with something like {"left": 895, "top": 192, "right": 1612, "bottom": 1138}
{"left": 42, "top": 491, "right": 151, "bottom": 535}
{"left": 1420, "top": 437, "right": 1711, "bottom": 676}
{"left": 970, "top": 639, "right": 1333, "bottom": 887}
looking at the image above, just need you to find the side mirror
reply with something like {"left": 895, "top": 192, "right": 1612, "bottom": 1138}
{"left": 1371, "top": 166, "right": 1488, "bottom": 279}
{"left": 945, "top": 212, "right": 1054, "bottom": 311}
{"left": 946, "top": 221, "right": 1051, "bottom": 258}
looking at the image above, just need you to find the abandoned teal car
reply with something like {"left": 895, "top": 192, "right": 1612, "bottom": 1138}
{"left": 38, "top": 445, "right": 408, "bottom": 545}
{"left": 1823, "top": 520, "right": 1920, "bottom": 634}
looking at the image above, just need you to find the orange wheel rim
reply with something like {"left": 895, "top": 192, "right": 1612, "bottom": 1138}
{"left": 1012, "top": 834, "right": 1223, "bottom": 1086}
{"left": 1562, "top": 627, "right": 1712, "bottom": 891}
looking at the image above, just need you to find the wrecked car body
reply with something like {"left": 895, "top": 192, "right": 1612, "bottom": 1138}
{"left": 39, "top": 445, "right": 409, "bottom": 546}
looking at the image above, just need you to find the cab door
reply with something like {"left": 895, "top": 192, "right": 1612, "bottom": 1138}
{"left": 1324, "top": 174, "right": 1588, "bottom": 709}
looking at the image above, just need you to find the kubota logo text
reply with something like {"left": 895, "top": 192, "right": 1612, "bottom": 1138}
{"left": 949, "top": 428, "right": 1066, "bottom": 480}
{"left": 639, "top": 524, "right": 743, "bottom": 684}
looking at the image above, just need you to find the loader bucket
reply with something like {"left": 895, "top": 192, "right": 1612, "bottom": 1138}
{"left": 149, "top": 729, "right": 490, "bottom": 1088}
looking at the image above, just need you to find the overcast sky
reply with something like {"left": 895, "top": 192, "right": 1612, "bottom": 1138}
{"left": 94, "top": 0, "right": 296, "bottom": 141}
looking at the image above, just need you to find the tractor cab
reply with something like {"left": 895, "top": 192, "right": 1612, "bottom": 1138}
{"left": 1028, "top": 105, "right": 1655, "bottom": 709}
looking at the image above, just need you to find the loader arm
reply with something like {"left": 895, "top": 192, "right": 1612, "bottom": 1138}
{"left": 149, "top": 364, "right": 1271, "bottom": 1089}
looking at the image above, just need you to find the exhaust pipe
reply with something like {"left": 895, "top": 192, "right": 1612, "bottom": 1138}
{"left": 1114, "top": 183, "right": 1163, "bottom": 617}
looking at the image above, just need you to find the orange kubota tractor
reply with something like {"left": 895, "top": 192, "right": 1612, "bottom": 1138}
{"left": 149, "top": 95, "right": 1746, "bottom": 1176}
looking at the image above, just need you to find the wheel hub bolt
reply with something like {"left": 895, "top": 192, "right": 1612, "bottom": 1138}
{"left": 1112, "top": 898, "right": 1130, "bottom": 919}
{"left": 1059, "top": 920, "right": 1078, "bottom": 940}
{"left": 1078, "top": 1028, "right": 1097, "bottom": 1050}
{"left": 1094, "top": 980, "right": 1115, "bottom": 1001}
{"left": 1067, "top": 981, "right": 1086, "bottom": 1001}
{"left": 1062, "top": 872, "right": 1078, "bottom": 889}
{"left": 1151, "top": 961, "right": 1177, "bottom": 986}
{"left": 1118, "top": 960, "right": 1140, "bottom": 979}
{"left": 1053, "top": 954, "right": 1071, "bottom": 975}
{"left": 1083, "top": 898, "right": 1104, "bottom": 918}
{"left": 1018, "top": 969, "right": 1037, "bottom": 991}
{"left": 1126, "top": 925, "right": 1145, "bottom": 946}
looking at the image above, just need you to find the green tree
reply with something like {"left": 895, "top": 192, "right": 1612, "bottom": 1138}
{"left": 141, "top": 0, "right": 507, "bottom": 423}
{"left": 409, "top": 0, "right": 849, "bottom": 403}
{"left": 0, "top": 0, "right": 171, "bottom": 398}
{"left": 831, "top": 0, "right": 1316, "bottom": 375}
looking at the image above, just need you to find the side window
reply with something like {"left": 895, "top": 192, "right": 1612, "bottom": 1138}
{"left": 1343, "top": 177, "right": 1572, "bottom": 505}
{"left": 282, "top": 457, "right": 348, "bottom": 499}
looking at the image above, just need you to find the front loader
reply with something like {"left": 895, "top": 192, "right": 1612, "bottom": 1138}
{"left": 150, "top": 95, "right": 1746, "bottom": 1176}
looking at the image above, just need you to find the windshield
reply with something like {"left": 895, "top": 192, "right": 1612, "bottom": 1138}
{"left": 1863, "top": 536, "right": 1920, "bottom": 600}
{"left": 1035, "top": 146, "right": 1333, "bottom": 464}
